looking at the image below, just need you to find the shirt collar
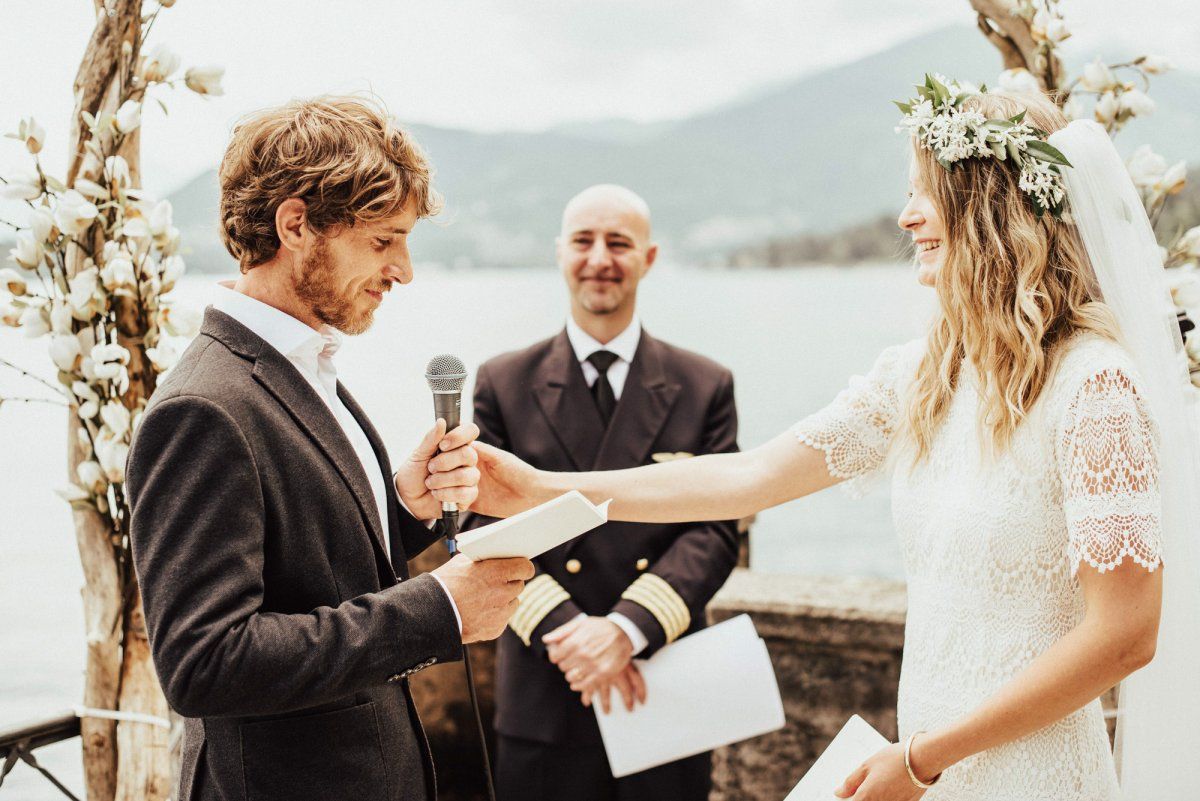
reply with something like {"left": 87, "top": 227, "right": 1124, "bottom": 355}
{"left": 213, "top": 282, "right": 340, "bottom": 362}
{"left": 565, "top": 314, "right": 641, "bottom": 365}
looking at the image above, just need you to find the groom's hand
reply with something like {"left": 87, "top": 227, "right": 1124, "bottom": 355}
{"left": 395, "top": 419, "right": 481, "bottom": 520}
{"left": 544, "top": 616, "right": 639, "bottom": 705}
{"left": 433, "top": 554, "right": 534, "bottom": 643}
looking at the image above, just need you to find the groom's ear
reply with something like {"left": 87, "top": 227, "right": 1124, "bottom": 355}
{"left": 274, "top": 197, "right": 309, "bottom": 254}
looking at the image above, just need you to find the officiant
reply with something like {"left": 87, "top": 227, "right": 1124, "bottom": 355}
{"left": 461, "top": 184, "right": 740, "bottom": 801}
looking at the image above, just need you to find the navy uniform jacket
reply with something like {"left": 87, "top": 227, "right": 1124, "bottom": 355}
{"left": 465, "top": 328, "right": 740, "bottom": 745}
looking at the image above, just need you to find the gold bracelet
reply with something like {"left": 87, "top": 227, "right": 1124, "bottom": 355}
{"left": 904, "top": 731, "right": 940, "bottom": 789}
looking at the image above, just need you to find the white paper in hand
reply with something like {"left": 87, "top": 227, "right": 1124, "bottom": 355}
{"left": 783, "top": 715, "right": 890, "bottom": 801}
{"left": 594, "top": 614, "right": 785, "bottom": 778}
{"left": 455, "top": 490, "right": 610, "bottom": 560}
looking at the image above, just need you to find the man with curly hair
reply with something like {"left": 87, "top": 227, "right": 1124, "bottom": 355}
{"left": 126, "top": 96, "right": 533, "bottom": 801}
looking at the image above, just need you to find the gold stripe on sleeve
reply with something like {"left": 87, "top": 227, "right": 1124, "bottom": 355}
{"left": 620, "top": 573, "right": 692, "bottom": 643}
{"left": 508, "top": 574, "right": 571, "bottom": 646}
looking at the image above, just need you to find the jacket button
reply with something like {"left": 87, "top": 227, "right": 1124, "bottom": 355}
{"left": 636, "top": 558, "right": 649, "bottom": 571}
{"left": 566, "top": 559, "right": 582, "bottom": 574}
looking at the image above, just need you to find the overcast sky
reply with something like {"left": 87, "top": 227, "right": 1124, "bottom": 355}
{"left": 2, "top": 0, "right": 1198, "bottom": 200}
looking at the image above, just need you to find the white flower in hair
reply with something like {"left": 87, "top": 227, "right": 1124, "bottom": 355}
{"left": 895, "top": 74, "right": 1072, "bottom": 219}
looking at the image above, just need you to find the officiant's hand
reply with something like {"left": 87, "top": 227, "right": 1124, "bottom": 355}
{"left": 544, "top": 616, "right": 638, "bottom": 703}
{"left": 398, "top": 419, "right": 480, "bottom": 519}
{"left": 835, "top": 742, "right": 929, "bottom": 801}
{"left": 584, "top": 663, "right": 646, "bottom": 714}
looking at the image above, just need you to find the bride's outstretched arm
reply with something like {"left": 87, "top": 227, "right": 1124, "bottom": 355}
{"left": 465, "top": 430, "right": 841, "bottom": 523}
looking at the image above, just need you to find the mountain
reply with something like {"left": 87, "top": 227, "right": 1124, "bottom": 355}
{"left": 168, "top": 26, "right": 1200, "bottom": 272}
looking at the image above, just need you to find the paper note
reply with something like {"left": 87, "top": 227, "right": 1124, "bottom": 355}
{"left": 594, "top": 614, "right": 785, "bottom": 778}
{"left": 783, "top": 715, "right": 891, "bottom": 801}
{"left": 455, "top": 490, "right": 610, "bottom": 561}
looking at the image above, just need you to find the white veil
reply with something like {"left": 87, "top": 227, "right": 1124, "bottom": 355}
{"left": 1048, "top": 119, "right": 1200, "bottom": 798}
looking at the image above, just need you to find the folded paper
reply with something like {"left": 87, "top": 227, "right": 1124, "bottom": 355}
{"left": 456, "top": 490, "right": 610, "bottom": 561}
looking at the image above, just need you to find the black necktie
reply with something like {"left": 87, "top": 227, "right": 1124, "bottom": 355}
{"left": 586, "top": 350, "right": 619, "bottom": 425}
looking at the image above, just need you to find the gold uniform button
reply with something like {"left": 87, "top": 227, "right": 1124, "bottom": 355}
{"left": 565, "top": 559, "right": 582, "bottom": 574}
{"left": 636, "top": 558, "right": 650, "bottom": 571}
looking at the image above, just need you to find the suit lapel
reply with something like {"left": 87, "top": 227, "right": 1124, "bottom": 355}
{"left": 593, "top": 333, "right": 680, "bottom": 472}
{"left": 531, "top": 331, "right": 607, "bottom": 471}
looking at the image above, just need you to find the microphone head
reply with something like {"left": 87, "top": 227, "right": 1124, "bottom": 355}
{"left": 424, "top": 354, "right": 467, "bottom": 393}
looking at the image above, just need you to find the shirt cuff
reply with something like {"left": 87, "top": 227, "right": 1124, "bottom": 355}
{"left": 607, "top": 612, "right": 649, "bottom": 656}
{"left": 430, "top": 573, "right": 463, "bottom": 634}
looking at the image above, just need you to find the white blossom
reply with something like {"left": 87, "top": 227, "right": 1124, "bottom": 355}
{"left": 94, "top": 428, "right": 129, "bottom": 483}
{"left": 148, "top": 199, "right": 173, "bottom": 238}
{"left": 141, "top": 44, "right": 180, "bottom": 83}
{"left": 998, "top": 69, "right": 1041, "bottom": 95}
{"left": 67, "top": 266, "right": 104, "bottom": 320}
{"left": 1178, "top": 227, "right": 1200, "bottom": 260}
{"left": 114, "top": 100, "right": 142, "bottom": 135}
{"left": 1140, "top": 55, "right": 1172, "bottom": 75}
{"left": 0, "top": 267, "right": 28, "bottom": 295}
{"left": 10, "top": 233, "right": 42, "bottom": 269}
{"left": 49, "top": 333, "right": 82, "bottom": 371}
{"left": 73, "top": 177, "right": 110, "bottom": 200}
{"left": 1118, "top": 89, "right": 1155, "bottom": 118}
{"left": 19, "top": 305, "right": 50, "bottom": 338}
{"left": 90, "top": 343, "right": 131, "bottom": 394}
{"left": 1126, "top": 145, "right": 1166, "bottom": 187}
{"left": 22, "top": 117, "right": 46, "bottom": 154}
{"left": 100, "top": 400, "right": 132, "bottom": 439}
{"left": 50, "top": 300, "right": 73, "bottom": 334}
{"left": 159, "top": 303, "right": 200, "bottom": 337}
{"left": 0, "top": 299, "right": 21, "bottom": 327}
{"left": 184, "top": 66, "right": 225, "bottom": 96}
{"left": 1159, "top": 161, "right": 1187, "bottom": 195}
{"left": 76, "top": 461, "right": 107, "bottom": 495}
{"left": 54, "top": 190, "right": 100, "bottom": 235}
{"left": 1081, "top": 59, "right": 1116, "bottom": 92}
{"left": 105, "top": 155, "right": 132, "bottom": 190}
{"left": 1093, "top": 92, "right": 1119, "bottom": 125}
{"left": 146, "top": 340, "right": 180, "bottom": 372}
{"left": 160, "top": 255, "right": 185, "bottom": 291}
{"left": 1170, "top": 273, "right": 1200, "bottom": 307}
{"left": 1061, "top": 94, "right": 1086, "bottom": 122}
{"left": 28, "top": 207, "right": 55, "bottom": 245}
{"left": 122, "top": 216, "right": 151, "bottom": 239}
{"left": 72, "top": 381, "right": 101, "bottom": 419}
{"left": 1, "top": 169, "right": 42, "bottom": 201}
{"left": 100, "top": 255, "right": 137, "bottom": 291}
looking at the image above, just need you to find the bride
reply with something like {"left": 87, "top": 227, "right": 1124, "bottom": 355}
{"left": 446, "top": 79, "right": 1200, "bottom": 800}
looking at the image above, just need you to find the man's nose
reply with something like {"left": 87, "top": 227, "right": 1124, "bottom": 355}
{"left": 385, "top": 255, "right": 413, "bottom": 285}
{"left": 586, "top": 240, "right": 612, "bottom": 269}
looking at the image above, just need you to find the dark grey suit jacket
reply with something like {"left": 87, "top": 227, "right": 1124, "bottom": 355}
{"left": 126, "top": 308, "right": 462, "bottom": 801}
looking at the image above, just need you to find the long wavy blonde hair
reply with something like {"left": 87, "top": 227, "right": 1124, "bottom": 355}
{"left": 906, "top": 90, "right": 1119, "bottom": 461}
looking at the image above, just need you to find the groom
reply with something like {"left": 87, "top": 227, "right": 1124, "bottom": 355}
{"left": 126, "top": 96, "right": 532, "bottom": 801}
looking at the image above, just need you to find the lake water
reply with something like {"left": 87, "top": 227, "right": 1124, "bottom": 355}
{"left": 0, "top": 264, "right": 934, "bottom": 797}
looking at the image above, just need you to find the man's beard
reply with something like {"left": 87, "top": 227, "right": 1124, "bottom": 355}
{"left": 293, "top": 237, "right": 377, "bottom": 335}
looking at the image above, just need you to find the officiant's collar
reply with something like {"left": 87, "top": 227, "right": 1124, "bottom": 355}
{"left": 566, "top": 314, "right": 641, "bottom": 365}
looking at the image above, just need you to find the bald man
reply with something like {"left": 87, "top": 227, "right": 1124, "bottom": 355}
{"left": 463, "top": 185, "right": 740, "bottom": 800}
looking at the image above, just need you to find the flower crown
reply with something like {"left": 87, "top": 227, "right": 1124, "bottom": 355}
{"left": 895, "top": 74, "right": 1072, "bottom": 219}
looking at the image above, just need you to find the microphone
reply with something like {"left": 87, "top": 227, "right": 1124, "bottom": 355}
{"left": 424, "top": 354, "right": 468, "bottom": 548}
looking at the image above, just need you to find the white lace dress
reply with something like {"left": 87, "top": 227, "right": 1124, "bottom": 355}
{"left": 794, "top": 334, "right": 1162, "bottom": 801}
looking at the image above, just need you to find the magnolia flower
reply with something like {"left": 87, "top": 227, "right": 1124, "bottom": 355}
{"left": 100, "top": 255, "right": 137, "bottom": 292}
{"left": 0, "top": 300, "right": 21, "bottom": 327}
{"left": 1094, "top": 92, "right": 1119, "bottom": 125}
{"left": 1061, "top": 95, "right": 1086, "bottom": 121}
{"left": 76, "top": 460, "right": 107, "bottom": 495}
{"left": 1119, "top": 89, "right": 1156, "bottom": 118}
{"left": 94, "top": 428, "right": 129, "bottom": 483}
{"left": 1, "top": 169, "right": 42, "bottom": 201}
{"left": 29, "top": 207, "right": 55, "bottom": 245}
{"left": 114, "top": 100, "right": 142, "bottom": 134}
{"left": 67, "top": 266, "right": 104, "bottom": 320}
{"left": 1081, "top": 59, "right": 1116, "bottom": 92}
{"left": 122, "top": 216, "right": 151, "bottom": 239}
{"left": 105, "top": 155, "right": 131, "bottom": 189}
{"left": 148, "top": 199, "right": 173, "bottom": 238}
{"left": 159, "top": 303, "right": 201, "bottom": 337}
{"left": 160, "top": 255, "right": 185, "bottom": 291}
{"left": 49, "top": 333, "right": 82, "bottom": 371}
{"left": 10, "top": 233, "right": 42, "bottom": 269}
{"left": 73, "top": 177, "right": 109, "bottom": 200}
{"left": 1126, "top": 145, "right": 1166, "bottom": 187}
{"left": 146, "top": 340, "right": 180, "bottom": 372}
{"left": 141, "top": 44, "right": 181, "bottom": 83}
{"left": 1178, "top": 227, "right": 1200, "bottom": 260}
{"left": 1140, "top": 55, "right": 1172, "bottom": 75}
{"left": 0, "top": 267, "right": 28, "bottom": 295}
{"left": 19, "top": 305, "right": 50, "bottom": 338}
{"left": 22, "top": 117, "right": 46, "bottom": 154}
{"left": 50, "top": 300, "right": 73, "bottom": 334}
{"left": 100, "top": 400, "right": 132, "bottom": 439}
{"left": 1171, "top": 274, "right": 1200, "bottom": 308}
{"left": 72, "top": 381, "right": 101, "bottom": 419}
{"left": 90, "top": 342, "right": 131, "bottom": 394}
{"left": 185, "top": 66, "right": 225, "bottom": 96}
{"left": 998, "top": 69, "right": 1041, "bottom": 95}
{"left": 54, "top": 190, "right": 100, "bottom": 235}
{"left": 1032, "top": 10, "right": 1070, "bottom": 43}
{"left": 1159, "top": 161, "right": 1188, "bottom": 195}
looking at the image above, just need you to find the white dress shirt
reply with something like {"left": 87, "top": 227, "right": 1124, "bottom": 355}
{"left": 213, "top": 285, "right": 461, "bottom": 632}
{"left": 562, "top": 315, "right": 650, "bottom": 656}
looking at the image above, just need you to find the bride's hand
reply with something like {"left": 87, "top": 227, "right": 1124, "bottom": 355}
{"left": 471, "top": 441, "right": 548, "bottom": 518}
{"left": 834, "top": 742, "right": 928, "bottom": 801}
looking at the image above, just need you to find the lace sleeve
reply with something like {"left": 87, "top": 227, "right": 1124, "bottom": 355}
{"left": 793, "top": 342, "right": 916, "bottom": 492}
{"left": 1057, "top": 367, "right": 1163, "bottom": 575}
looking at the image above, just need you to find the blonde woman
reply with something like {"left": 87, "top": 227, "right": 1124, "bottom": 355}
{"left": 448, "top": 81, "right": 1200, "bottom": 800}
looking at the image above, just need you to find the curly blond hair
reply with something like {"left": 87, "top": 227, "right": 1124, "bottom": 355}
{"left": 218, "top": 95, "right": 442, "bottom": 269}
{"left": 906, "top": 90, "right": 1120, "bottom": 461}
